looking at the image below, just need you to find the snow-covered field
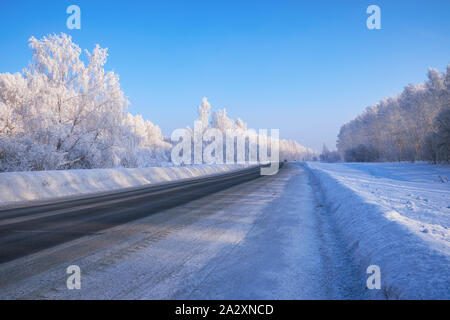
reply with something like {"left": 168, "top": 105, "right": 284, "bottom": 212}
{"left": 0, "top": 164, "right": 252, "bottom": 208}
{"left": 305, "top": 162, "right": 450, "bottom": 299}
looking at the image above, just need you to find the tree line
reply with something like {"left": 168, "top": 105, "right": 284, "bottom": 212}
{"left": 0, "top": 34, "right": 316, "bottom": 172}
{"left": 336, "top": 66, "right": 449, "bottom": 163}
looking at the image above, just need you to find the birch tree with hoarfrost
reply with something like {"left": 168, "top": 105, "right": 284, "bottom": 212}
{"left": 0, "top": 33, "right": 170, "bottom": 171}
{"left": 337, "top": 66, "right": 449, "bottom": 163}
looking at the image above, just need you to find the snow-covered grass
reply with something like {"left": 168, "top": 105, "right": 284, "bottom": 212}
{"left": 305, "top": 162, "right": 450, "bottom": 299}
{"left": 0, "top": 164, "right": 252, "bottom": 208}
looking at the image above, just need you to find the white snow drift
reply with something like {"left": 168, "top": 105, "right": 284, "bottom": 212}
{"left": 306, "top": 162, "right": 450, "bottom": 299}
{"left": 0, "top": 164, "right": 252, "bottom": 208}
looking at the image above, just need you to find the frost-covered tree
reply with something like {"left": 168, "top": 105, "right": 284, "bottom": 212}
{"left": 197, "top": 97, "right": 210, "bottom": 130}
{"left": 0, "top": 33, "right": 316, "bottom": 171}
{"left": 172, "top": 98, "right": 317, "bottom": 165}
{"left": 205, "top": 99, "right": 315, "bottom": 162}
{"left": 424, "top": 104, "right": 450, "bottom": 163}
{"left": 320, "top": 144, "right": 341, "bottom": 162}
{"left": 337, "top": 66, "right": 449, "bottom": 163}
{"left": 123, "top": 113, "right": 172, "bottom": 167}
{"left": 0, "top": 33, "right": 169, "bottom": 171}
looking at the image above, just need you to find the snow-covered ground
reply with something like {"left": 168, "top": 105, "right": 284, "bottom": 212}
{"left": 0, "top": 164, "right": 251, "bottom": 208}
{"left": 2, "top": 162, "right": 448, "bottom": 299}
{"left": 305, "top": 162, "right": 450, "bottom": 299}
{"left": 0, "top": 163, "right": 368, "bottom": 299}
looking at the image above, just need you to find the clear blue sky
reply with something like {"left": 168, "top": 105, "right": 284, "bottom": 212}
{"left": 0, "top": 0, "right": 449, "bottom": 151}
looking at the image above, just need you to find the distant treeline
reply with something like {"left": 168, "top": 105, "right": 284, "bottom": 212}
{"left": 336, "top": 66, "right": 449, "bottom": 163}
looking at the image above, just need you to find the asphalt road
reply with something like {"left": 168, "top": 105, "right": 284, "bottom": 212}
{"left": 0, "top": 163, "right": 370, "bottom": 299}
{"left": 0, "top": 165, "right": 264, "bottom": 263}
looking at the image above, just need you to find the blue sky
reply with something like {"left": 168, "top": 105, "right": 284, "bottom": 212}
{"left": 0, "top": 0, "right": 449, "bottom": 150}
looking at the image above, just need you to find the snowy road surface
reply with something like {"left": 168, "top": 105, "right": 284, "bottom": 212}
{"left": 0, "top": 163, "right": 371, "bottom": 299}
{"left": 0, "top": 165, "right": 261, "bottom": 263}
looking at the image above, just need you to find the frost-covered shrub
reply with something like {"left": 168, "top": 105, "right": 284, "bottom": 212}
{"left": 0, "top": 137, "right": 65, "bottom": 171}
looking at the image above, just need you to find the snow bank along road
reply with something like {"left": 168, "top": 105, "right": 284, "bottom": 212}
{"left": 306, "top": 162, "right": 450, "bottom": 299}
{"left": 0, "top": 163, "right": 373, "bottom": 299}
{"left": 0, "top": 165, "right": 263, "bottom": 263}
{"left": 0, "top": 164, "right": 252, "bottom": 207}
